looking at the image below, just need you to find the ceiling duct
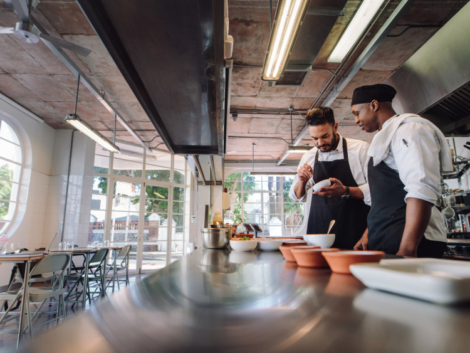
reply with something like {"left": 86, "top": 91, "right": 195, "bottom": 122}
{"left": 386, "top": 2, "right": 470, "bottom": 124}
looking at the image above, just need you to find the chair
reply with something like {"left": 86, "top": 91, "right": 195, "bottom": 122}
{"left": 106, "top": 245, "right": 132, "bottom": 290}
{"left": 0, "top": 253, "right": 70, "bottom": 343}
{"left": 86, "top": 248, "right": 109, "bottom": 302}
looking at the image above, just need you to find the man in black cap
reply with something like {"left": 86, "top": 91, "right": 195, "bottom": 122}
{"left": 351, "top": 84, "right": 452, "bottom": 257}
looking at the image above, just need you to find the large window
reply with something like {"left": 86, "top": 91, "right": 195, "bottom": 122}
{"left": 224, "top": 172, "right": 305, "bottom": 236}
{"left": 89, "top": 141, "right": 191, "bottom": 272}
{"left": 0, "top": 120, "right": 22, "bottom": 234}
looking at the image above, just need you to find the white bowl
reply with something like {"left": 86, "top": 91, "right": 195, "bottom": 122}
{"left": 312, "top": 179, "right": 332, "bottom": 192}
{"left": 257, "top": 240, "right": 282, "bottom": 251}
{"left": 303, "top": 234, "right": 335, "bottom": 248}
{"left": 230, "top": 239, "right": 258, "bottom": 252}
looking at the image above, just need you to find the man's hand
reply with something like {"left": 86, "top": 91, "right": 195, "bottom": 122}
{"left": 298, "top": 163, "right": 313, "bottom": 183}
{"left": 313, "top": 178, "right": 346, "bottom": 198}
{"left": 354, "top": 229, "right": 368, "bottom": 250}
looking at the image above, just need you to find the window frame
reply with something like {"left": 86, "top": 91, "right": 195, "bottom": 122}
{"left": 224, "top": 172, "right": 305, "bottom": 237}
{"left": 0, "top": 119, "right": 23, "bottom": 235}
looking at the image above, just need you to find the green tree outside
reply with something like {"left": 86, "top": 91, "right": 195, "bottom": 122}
{"left": 0, "top": 164, "right": 13, "bottom": 218}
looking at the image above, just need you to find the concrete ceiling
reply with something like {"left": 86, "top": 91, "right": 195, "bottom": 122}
{"left": 0, "top": 0, "right": 162, "bottom": 148}
{"left": 0, "top": 0, "right": 467, "bottom": 159}
{"left": 226, "top": 0, "right": 468, "bottom": 162}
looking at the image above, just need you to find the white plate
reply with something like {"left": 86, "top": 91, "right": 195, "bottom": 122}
{"left": 350, "top": 258, "right": 470, "bottom": 304}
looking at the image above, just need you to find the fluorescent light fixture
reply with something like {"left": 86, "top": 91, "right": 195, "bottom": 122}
{"left": 262, "top": 0, "right": 310, "bottom": 81}
{"left": 250, "top": 172, "right": 297, "bottom": 176}
{"left": 65, "top": 114, "right": 120, "bottom": 153}
{"left": 287, "top": 146, "right": 313, "bottom": 153}
{"left": 328, "top": 0, "right": 385, "bottom": 63}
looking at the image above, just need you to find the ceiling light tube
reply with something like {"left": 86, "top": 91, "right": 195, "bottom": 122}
{"left": 65, "top": 114, "right": 120, "bottom": 153}
{"left": 262, "top": 0, "right": 310, "bottom": 81}
{"left": 328, "top": 0, "right": 385, "bottom": 63}
{"left": 287, "top": 146, "right": 313, "bottom": 153}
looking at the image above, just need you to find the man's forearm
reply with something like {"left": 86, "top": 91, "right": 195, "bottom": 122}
{"left": 398, "top": 198, "right": 433, "bottom": 257}
{"left": 349, "top": 186, "right": 364, "bottom": 200}
{"left": 294, "top": 181, "right": 307, "bottom": 200}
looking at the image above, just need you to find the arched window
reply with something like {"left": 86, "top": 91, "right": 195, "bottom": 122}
{"left": 0, "top": 120, "right": 22, "bottom": 234}
{"left": 224, "top": 172, "right": 305, "bottom": 236}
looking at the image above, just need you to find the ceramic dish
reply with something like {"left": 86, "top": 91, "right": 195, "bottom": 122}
{"left": 350, "top": 258, "right": 470, "bottom": 304}
{"left": 303, "top": 234, "right": 335, "bottom": 248}
{"left": 282, "top": 240, "right": 308, "bottom": 247}
{"left": 257, "top": 239, "right": 283, "bottom": 251}
{"left": 279, "top": 245, "right": 319, "bottom": 262}
{"left": 291, "top": 248, "right": 340, "bottom": 268}
{"left": 322, "top": 251, "right": 385, "bottom": 274}
{"left": 312, "top": 179, "right": 332, "bottom": 192}
{"left": 229, "top": 239, "right": 258, "bottom": 252}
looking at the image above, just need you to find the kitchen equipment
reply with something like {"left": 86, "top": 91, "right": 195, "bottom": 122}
{"left": 327, "top": 220, "right": 335, "bottom": 234}
{"left": 442, "top": 206, "right": 455, "bottom": 220}
{"left": 350, "top": 258, "right": 470, "bottom": 304}
{"left": 212, "top": 211, "right": 223, "bottom": 225}
{"left": 303, "top": 234, "right": 335, "bottom": 248}
{"left": 313, "top": 179, "right": 332, "bottom": 192}
{"left": 229, "top": 239, "right": 258, "bottom": 252}
{"left": 201, "top": 228, "right": 231, "bottom": 249}
{"left": 291, "top": 248, "right": 340, "bottom": 268}
{"left": 322, "top": 251, "right": 385, "bottom": 274}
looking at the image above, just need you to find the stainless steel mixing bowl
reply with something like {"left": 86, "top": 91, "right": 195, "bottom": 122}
{"left": 201, "top": 228, "right": 231, "bottom": 249}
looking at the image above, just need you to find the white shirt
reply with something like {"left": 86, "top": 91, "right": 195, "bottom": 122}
{"left": 378, "top": 117, "right": 447, "bottom": 242}
{"left": 289, "top": 135, "right": 371, "bottom": 205}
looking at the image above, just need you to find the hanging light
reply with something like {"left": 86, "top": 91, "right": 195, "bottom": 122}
{"left": 328, "top": 0, "right": 386, "bottom": 63}
{"left": 65, "top": 114, "right": 120, "bottom": 153}
{"left": 287, "top": 146, "right": 313, "bottom": 153}
{"left": 262, "top": 0, "right": 310, "bottom": 81}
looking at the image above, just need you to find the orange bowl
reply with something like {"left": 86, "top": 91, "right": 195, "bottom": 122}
{"left": 279, "top": 245, "right": 319, "bottom": 262}
{"left": 282, "top": 240, "right": 308, "bottom": 247}
{"left": 291, "top": 248, "right": 340, "bottom": 268}
{"left": 322, "top": 251, "right": 385, "bottom": 274}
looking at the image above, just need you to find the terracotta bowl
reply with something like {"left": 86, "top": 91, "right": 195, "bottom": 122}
{"left": 291, "top": 248, "right": 340, "bottom": 268}
{"left": 282, "top": 240, "right": 308, "bottom": 247}
{"left": 322, "top": 251, "right": 386, "bottom": 274}
{"left": 279, "top": 245, "right": 319, "bottom": 262}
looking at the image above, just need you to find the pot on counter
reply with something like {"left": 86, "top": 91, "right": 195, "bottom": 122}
{"left": 201, "top": 228, "right": 231, "bottom": 249}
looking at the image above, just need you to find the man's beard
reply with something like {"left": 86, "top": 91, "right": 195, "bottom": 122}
{"left": 320, "top": 133, "right": 337, "bottom": 152}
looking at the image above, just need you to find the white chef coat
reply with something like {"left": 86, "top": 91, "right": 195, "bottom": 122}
{"left": 289, "top": 135, "right": 371, "bottom": 205}
{"left": 376, "top": 116, "right": 447, "bottom": 242}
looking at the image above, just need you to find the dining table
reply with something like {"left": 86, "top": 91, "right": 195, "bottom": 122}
{"left": 49, "top": 247, "right": 98, "bottom": 308}
{"left": 0, "top": 253, "right": 45, "bottom": 347}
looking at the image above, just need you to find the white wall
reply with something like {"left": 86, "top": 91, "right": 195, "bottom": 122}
{"left": 43, "top": 130, "right": 95, "bottom": 248}
{"left": 0, "top": 94, "right": 95, "bottom": 283}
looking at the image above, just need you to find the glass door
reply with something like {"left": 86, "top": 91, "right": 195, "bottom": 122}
{"left": 110, "top": 180, "right": 142, "bottom": 273}
{"left": 142, "top": 184, "right": 169, "bottom": 271}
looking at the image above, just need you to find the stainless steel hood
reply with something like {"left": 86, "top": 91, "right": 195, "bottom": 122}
{"left": 386, "top": 1, "right": 470, "bottom": 128}
{"left": 77, "top": 0, "right": 226, "bottom": 155}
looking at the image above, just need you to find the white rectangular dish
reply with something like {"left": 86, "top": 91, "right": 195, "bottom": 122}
{"left": 350, "top": 258, "right": 470, "bottom": 304}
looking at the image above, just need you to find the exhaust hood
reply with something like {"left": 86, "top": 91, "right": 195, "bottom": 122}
{"left": 77, "top": 0, "right": 226, "bottom": 155}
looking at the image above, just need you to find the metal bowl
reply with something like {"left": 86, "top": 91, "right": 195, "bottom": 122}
{"left": 201, "top": 228, "right": 231, "bottom": 249}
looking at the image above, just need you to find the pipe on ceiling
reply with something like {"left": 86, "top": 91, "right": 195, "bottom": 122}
{"left": 276, "top": 0, "right": 416, "bottom": 166}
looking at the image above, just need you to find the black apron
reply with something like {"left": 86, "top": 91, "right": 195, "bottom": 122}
{"left": 307, "top": 138, "right": 370, "bottom": 249}
{"left": 367, "top": 158, "right": 447, "bottom": 257}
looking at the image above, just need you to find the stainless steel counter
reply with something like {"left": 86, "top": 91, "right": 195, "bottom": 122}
{"left": 24, "top": 248, "right": 470, "bottom": 353}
